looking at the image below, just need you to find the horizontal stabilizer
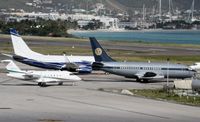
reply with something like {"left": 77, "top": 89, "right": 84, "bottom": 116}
{"left": 1, "top": 60, "right": 21, "bottom": 72}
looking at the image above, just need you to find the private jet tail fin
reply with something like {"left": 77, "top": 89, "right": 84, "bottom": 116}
{"left": 1, "top": 60, "right": 21, "bottom": 72}
{"left": 89, "top": 37, "right": 114, "bottom": 62}
{"left": 10, "top": 28, "right": 39, "bottom": 57}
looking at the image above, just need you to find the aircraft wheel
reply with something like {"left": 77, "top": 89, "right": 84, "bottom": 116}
{"left": 38, "top": 82, "right": 42, "bottom": 86}
{"left": 40, "top": 82, "right": 46, "bottom": 87}
{"left": 142, "top": 79, "right": 149, "bottom": 83}
{"left": 136, "top": 78, "right": 141, "bottom": 82}
{"left": 58, "top": 82, "right": 63, "bottom": 85}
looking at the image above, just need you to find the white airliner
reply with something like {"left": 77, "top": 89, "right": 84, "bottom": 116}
{"left": 1, "top": 60, "right": 81, "bottom": 87}
{"left": 9, "top": 28, "right": 94, "bottom": 73}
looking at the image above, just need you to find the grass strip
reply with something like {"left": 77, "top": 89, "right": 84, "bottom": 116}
{"left": 130, "top": 89, "right": 200, "bottom": 106}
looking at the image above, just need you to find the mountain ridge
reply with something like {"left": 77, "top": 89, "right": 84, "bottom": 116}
{"left": 0, "top": 0, "right": 199, "bottom": 12}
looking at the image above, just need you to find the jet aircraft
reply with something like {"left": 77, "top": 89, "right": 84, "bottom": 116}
{"left": 89, "top": 37, "right": 196, "bottom": 82}
{"left": 8, "top": 28, "right": 94, "bottom": 73}
{"left": 1, "top": 60, "right": 81, "bottom": 87}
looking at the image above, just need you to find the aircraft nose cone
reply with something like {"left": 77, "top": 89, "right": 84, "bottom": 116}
{"left": 193, "top": 70, "right": 197, "bottom": 73}
{"left": 75, "top": 76, "right": 82, "bottom": 81}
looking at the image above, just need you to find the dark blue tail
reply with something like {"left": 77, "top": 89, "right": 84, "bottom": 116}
{"left": 10, "top": 28, "right": 19, "bottom": 36}
{"left": 89, "top": 37, "right": 114, "bottom": 62}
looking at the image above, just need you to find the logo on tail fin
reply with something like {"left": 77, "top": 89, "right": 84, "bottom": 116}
{"left": 95, "top": 48, "right": 102, "bottom": 56}
{"left": 89, "top": 37, "right": 115, "bottom": 62}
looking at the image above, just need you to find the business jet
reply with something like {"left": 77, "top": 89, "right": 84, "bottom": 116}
{"left": 1, "top": 60, "right": 81, "bottom": 87}
{"left": 8, "top": 28, "right": 94, "bottom": 73}
{"left": 89, "top": 37, "right": 196, "bottom": 82}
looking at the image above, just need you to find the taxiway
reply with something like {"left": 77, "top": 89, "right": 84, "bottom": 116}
{"left": 0, "top": 61, "right": 200, "bottom": 122}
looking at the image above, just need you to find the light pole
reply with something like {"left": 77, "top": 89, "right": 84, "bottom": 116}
{"left": 159, "top": 0, "right": 162, "bottom": 21}
{"left": 167, "top": 58, "right": 170, "bottom": 90}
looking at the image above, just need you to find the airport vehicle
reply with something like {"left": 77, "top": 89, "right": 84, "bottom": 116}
{"left": 9, "top": 28, "right": 94, "bottom": 73}
{"left": 190, "top": 63, "right": 200, "bottom": 70}
{"left": 90, "top": 37, "right": 196, "bottom": 82}
{"left": 1, "top": 60, "right": 81, "bottom": 87}
{"left": 174, "top": 79, "right": 200, "bottom": 92}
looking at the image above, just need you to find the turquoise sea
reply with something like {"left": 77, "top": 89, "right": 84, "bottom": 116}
{"left": 71, "top": 30, "right": 200, "bottom": 44}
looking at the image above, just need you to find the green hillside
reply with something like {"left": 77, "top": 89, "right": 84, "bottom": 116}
{"left": 116, "top": 0, "right": 200, "bottom": 10}
{"left": 0, "top": 0, "right": 31, "bottom": 9}
{"left": 0, "top": 0, "right": 199, "bottom": 12}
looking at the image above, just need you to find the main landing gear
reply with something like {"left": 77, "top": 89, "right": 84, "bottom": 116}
{"left": 136, "top": 78, "right": 149, "bottom": 83}
{"left": 38, "top": 82, "right": 47, "bottom": 87}
{"left": 58, "top": 82, "right": 63, "bottom": 85}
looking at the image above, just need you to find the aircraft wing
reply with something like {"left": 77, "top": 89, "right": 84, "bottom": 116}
{"left": 135, "top": 71, "right": 164, "bottom": 80}
{"left": 61, "top": 55, "right": 79, "bottom": 70}
{"left": 62, "top": 61, "right": 92, "bottom": 73}
{"left": 62, "top": 63, "right": 79, "bottom": 70}
{"left": 24, "top": 71, "right": 65, "bottom": 82}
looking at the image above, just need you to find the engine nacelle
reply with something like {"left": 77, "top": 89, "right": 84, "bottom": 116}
{"left": 143, "top": 72, "right": 157, "bottom": 77}
{"left": 192, "top": 79, "right": 200, "bottom": 92}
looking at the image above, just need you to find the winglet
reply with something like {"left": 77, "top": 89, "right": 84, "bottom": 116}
{"left": 10, "top": 28, "right": 19, "bottom": 36}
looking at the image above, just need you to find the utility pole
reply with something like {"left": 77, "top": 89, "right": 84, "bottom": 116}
{"left": 143, "top": 4, "right": 146, "bottom": 21}
{"left": 142, "top": 4, "right": 146, "bottom": 29}
{"left": 159, "top": 0, "right": 162, "bottom": 21}
{"left": 152, "top": 5, "right": 155, "bottom": 15}
{"left": 167, "top": 58, "right": 170, "bottom": 91}
{"left": 86, "top": 0, "right": 89, "bottom": 14}
{"left": 191, "top": 0, "right": 195, "bottom": 21}
{"left": 169, "top": 0, "right": 172, "bottom": 21}
{"left": 188, "top": 0, "right": 195, "bottom": 22}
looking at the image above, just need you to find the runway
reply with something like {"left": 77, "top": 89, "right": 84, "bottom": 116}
{"left": 1, "top": 62, "right": 200, "bottom": 122}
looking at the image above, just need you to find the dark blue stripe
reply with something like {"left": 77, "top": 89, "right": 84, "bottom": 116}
{"left": 13, "top": 55, "right": 92, "bottom": 73}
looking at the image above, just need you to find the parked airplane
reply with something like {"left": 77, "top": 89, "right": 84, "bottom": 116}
{"left": 1, "top": 60, "right": 81, "bottom": 87}
{"left": 89, "top": 37, "right": 196, "bottom": 82}
{"left": 8, "top": 28, "right": 94, "bottom": 73}
{"left": 190, "top": 63, "right": 200, "bottom": 70}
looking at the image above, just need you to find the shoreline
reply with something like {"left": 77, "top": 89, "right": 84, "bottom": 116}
{"left": 1, "top": 34, "right": 200, "bottom": 48}
{"left": 68, "top": 29, "right": 200, "bottom": 34}
{"left": 68, "top": 29, "right": 200, "bottom": 45}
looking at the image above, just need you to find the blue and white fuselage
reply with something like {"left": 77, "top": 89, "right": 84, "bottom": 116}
{"left": 10, "top": 28, "right": 94, "bottom": 73}
{"left": 13, "top": 55, "right": 93, "bottom": 73}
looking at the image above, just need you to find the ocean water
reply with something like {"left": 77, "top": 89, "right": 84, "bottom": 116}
{"left": 71, "top": 30, "right": 200, "bottom": 44}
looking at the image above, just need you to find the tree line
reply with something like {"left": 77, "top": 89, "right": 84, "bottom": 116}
{"left": 0, "top": 18, "right": 78, "bottom": 37}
